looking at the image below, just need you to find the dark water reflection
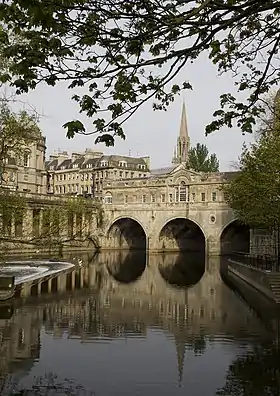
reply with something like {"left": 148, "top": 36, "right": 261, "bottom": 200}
{"left": 0, "top": 250, "right": 279, "bottom": 396}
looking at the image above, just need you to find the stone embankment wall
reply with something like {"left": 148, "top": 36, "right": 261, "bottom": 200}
{"left": 228, "top": 259, "right": 280, "bottom": 304}
{"left": 0, "top": 192, "right": 103, "bottom": 255}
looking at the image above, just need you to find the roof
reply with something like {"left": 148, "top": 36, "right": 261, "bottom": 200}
{"left": 46, "top": 153, "right": 150, "bottom": 171}
{"left": 151, "top": 165, "right": 177, "bottom": 176}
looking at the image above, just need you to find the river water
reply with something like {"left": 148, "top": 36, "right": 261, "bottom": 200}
{"left": 0, "top": 250, "right": 279, "bottom": 396}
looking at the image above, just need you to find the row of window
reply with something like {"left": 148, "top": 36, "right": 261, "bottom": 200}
{"left": 105, "top": 191, "right": 219, "bottom": 204}
{"left": 55, "top": 184, "right": 94, "bottom": 194}
{"left": 55, "top": 161, "right": 147, "bottom": 171}
{"left": 52, "top": 170, "right": 148, "bottom": 182}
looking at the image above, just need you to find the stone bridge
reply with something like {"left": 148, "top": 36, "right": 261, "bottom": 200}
{"left": 99, "top": 164, "right": 250, "bottom": 255}
{"left": 101, "top": 200, "right": 250, "bottom": 255}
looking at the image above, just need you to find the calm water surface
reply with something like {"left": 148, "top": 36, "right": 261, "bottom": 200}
{"left": 0, "top": 251, "right": 279, "bottom": 396}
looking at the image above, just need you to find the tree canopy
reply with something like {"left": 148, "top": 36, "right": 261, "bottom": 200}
{"left": 188, "top": 143, "right": 219, "bottom": 172}
{"left": 223, "top": 104, "right": 280, "bottom": 229}
{"left": 0, "top": 1, "right": 280, "bottom": 145}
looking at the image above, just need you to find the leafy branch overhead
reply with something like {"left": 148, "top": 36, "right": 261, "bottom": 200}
{"left": 1, "top": 1, "right": 280, "bottom": 145}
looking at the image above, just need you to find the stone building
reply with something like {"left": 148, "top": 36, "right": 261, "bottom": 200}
{"left": 102, "top": 102, "right": 202, "bottom": 207}
{"left": 1, "top": 133, "right": 47, "bottom": 194}
{"left": 46, "top": 149, "right": 150, "bottom": 199}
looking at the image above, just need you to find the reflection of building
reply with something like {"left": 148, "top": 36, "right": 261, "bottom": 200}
{"left": 13, "top": 251, "right": 268, "bottom": 385}
{"left": 46, "top": 149, "right": 150, "bottom": 199}
{"left": 0, "top": 304, "right": 41, "bottom": 385}
{"left": 2, "top": 133, "right": 47, "bottom": 194}
{"left": 0, "top": 251, "right": 272, "bottom": 389}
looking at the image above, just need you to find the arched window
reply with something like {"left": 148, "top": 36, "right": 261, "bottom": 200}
{"left": 179, "top": 181, "right": 187, "bottom": 202}
{"left": 104, "top": 191, "right": 113, "bottom": 204}
{"left": 23, "top": 152, "right": 29, "bottom": 167}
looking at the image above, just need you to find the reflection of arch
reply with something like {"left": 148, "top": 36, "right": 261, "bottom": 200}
{"left": 159, "top": 217, "right": 206, "bottom": 252}
{"left": 220, "top": 219, "right": 250, "bottom": 255}
{"left": 107, "top": 217, "right": 147, "bottom": 250}
{"left": 158, "top": 252, "right": 205, "bottom": 288}
{"left": 106, "top": 250, "right": 146, "bottom": 284}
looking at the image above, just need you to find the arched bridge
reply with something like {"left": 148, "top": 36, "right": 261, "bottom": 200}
{"left": 98, "top": 167, "right": 250, "bottom": 255}
{"left": 101, "top": 202, "right": 250, "bottom": 255}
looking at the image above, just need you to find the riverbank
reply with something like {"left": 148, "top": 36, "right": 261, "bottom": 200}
{"left": 227, "top": 258, "right": 280, "bottom": 304}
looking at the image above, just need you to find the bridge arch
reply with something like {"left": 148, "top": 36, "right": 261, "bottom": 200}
{"left": 158, "top": 217, "right": 206, "bottom": 253}
{"left": 106, "top": 250, "right": 147, "bottom": 284}
{"left": 158, "top": 252, "right": 205, "bottom": 288}
{"left": 107, "top": 216, "right": 147, "bottom": 250}
{"left": 220, "top": 219, "right": 250, "bottom": 255}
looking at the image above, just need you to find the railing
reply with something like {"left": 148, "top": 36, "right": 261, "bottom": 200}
{"left": 230, "top": 251, "right": 280, "bottom": 272}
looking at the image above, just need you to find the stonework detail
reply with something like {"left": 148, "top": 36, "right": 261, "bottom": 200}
{"left": 2, "top": 133, "right": 47, "bottom": 194}
{"left": 101, "top": 165, "right": 238, "bottom": 254}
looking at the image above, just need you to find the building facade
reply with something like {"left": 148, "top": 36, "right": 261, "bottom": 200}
{"left": 46, "top": 149, "right": 150, "bottom": 199}
{"left": 1, "top": 133, "right": 47, "bottom": 194}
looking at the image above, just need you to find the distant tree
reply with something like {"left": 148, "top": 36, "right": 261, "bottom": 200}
{"left": 188, "top": 143, "right": 219, "bottom": 173}
{"left": 0, "top": 1, "right": 280, "bottom": 145}
{"left": 223, "top": 93, "right": 280, "bottom": 232}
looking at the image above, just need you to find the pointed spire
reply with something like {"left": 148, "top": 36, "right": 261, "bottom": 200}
{"left": 179, "top": 101, "right": 189, "bottom": 139}
{"left": 171, "top": 101, "right": 191, "bottom": 165}
{"left": 175, "top": 338, "right": 186, "bottom": 386}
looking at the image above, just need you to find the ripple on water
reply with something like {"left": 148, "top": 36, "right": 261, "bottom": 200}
{"left": 0, "top": 252, "right": 279, "bottom": 396}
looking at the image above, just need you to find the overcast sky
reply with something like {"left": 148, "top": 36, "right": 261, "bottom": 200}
{"left": 16, "top": 53, "right": 254, "bottom": 171}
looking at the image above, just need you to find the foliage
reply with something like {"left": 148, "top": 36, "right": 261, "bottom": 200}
{"left": 0, "top": 189, "right": 27, "bottom": 236}
{"left": 0, "top": 101, "right": 41, "bottom": 183}
{"left": 94, "top": 201, "right": 105, "bottom": 229}
{"left": 223, "top": 118, "right": 280, "bottom": 229}
{"left": 188, "top": 143, "right": 219, "bottom": 173}
{"left": 2, "top": 372, "right": 94, "bottom": 396}
{"left": 0, "top": 1, "right": 280, "bottom": 145}
{"left": 216, "top": 342, "right": 280, "bottom": 396}
{"left": 37, "top": 196, "right": 95, "bottom": 244}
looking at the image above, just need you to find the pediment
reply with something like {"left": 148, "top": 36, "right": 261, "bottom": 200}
{"left": 170, "top": 165, "right": 202, "bottom": 182}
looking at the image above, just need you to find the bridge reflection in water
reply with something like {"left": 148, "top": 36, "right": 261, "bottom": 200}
{"left": 0, "top": 251, "right": 279, "bottom": 395}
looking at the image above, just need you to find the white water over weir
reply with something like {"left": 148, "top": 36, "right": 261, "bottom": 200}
{"left": 0, "top": 260, "right": 75, "bottom": 285}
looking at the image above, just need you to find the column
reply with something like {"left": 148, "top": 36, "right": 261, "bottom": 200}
{"left": 57, "top": 273, "right": 67, "bottom": 292}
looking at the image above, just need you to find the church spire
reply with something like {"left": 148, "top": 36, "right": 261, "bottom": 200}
{"left": 180, "top": 101, "right": 188, "bottom": 140}
{"left": 172, "top": 101, "right": 190, "bottom": 165}
{"left": 175, "top": 338, "right": 186, "bottom": 386}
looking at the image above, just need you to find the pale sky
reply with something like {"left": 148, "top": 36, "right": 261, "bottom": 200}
{"left": 16, "top": 53, "right": 254, "bottom": 171}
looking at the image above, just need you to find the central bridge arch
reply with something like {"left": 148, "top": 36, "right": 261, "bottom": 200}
{"left": 107, "top": 216, "right": 147, "bottom": 250}
{"left": 158, "top": 217, "right": 206, "bottom": 253}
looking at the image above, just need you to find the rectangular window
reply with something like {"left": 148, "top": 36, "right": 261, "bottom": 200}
{"left": 212, "top": 192, "right": 217, "bottom": 202}
{"left": 201, "top": 192, "right": 206, "bottom": 202}
{"left": 151, "top": 194, "right": 155, "bottom": 203}
{"left": 142, "top": 195, "right": 146, "bottom": 203}
{"left": 175, "top": 187, "right": 179, "bottom": 202}
{"left": 161, "top": 194, "right": 165, "bottom": 203}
